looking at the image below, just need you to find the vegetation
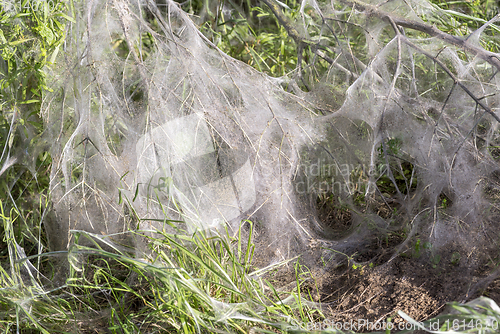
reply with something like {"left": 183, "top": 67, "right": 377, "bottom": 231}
{"left": 1, "top": 0, "right": 500, "bottom": 333}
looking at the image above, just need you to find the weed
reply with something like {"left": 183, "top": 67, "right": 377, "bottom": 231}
{"left": 451, "top": 252, "right": 461, "bottom": 266}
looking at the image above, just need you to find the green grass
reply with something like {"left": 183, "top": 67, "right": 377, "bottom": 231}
{"left": 0, "top": 204, "right": 326, "bottom": 333}
{"left": 1, "top": 210, "right": 499, "bottom": 333}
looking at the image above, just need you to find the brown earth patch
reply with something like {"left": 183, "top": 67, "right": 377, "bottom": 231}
{"left": 265, "top": 252, "right": 500, "bottom": 333}
{"left": 261, "top": 195, "right": 500, "bottom": 333}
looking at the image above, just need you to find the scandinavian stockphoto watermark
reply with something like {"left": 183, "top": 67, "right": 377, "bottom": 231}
{"left": 295, "top": 159, "right": 388, "bottom": 195}
{"left": 287, "top": 318, "right": 500, "bottom": 332}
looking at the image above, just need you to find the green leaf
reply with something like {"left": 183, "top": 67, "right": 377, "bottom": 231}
{"left": 0, "top": 29, "right": 7, "bottom": 44}
{"left": 19, "top": 99, "right": 40, "bottom": 104}
{"left": 56, "top": 12, "right": 76, "bottom": 23}
{"left": 49, "top": 44, "right": 59, "bottom": 63}
{"left": 9, "top": 38, "right": 32, "bottom": 46}
{"left": 36, "top": 25, "right": 55, "bottom": 45}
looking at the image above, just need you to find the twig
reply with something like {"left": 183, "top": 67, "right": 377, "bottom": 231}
{"left": 342, "top": 0, "right": 500, "bottom": 71}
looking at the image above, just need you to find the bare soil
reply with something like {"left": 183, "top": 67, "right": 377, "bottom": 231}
{"left": 263, "top": 196, "right": 500, "bottom": 333}
{"left": 266, "top": 248, "right": 500, "bottom": 333}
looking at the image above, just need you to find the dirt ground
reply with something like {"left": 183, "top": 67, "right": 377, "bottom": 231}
{"left": 264, "top": 196, "right": 500, "bottom": 333}
{"left": 307, "top": 256, "right": 497, "bottom": 332}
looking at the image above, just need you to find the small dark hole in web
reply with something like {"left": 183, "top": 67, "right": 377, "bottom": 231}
{"left": 316, "top": 194, "right": 353, "bottom": 239}
{"left": 438, "top": 192, "right": 452, "bottom": 209}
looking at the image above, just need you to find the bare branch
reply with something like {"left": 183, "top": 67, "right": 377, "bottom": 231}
{"left": 403, "top": 38, "right": 500, "bottom": 123}
{"left": 260, "top": 0, "right": 500, "bottom": 72}
{"left": 343, "top": 0, "right": 500, "bottom": 71}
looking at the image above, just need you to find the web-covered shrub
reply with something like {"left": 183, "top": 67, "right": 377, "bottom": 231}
{"left": 43, "top": 0, "right": 500, "bottom": 278}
